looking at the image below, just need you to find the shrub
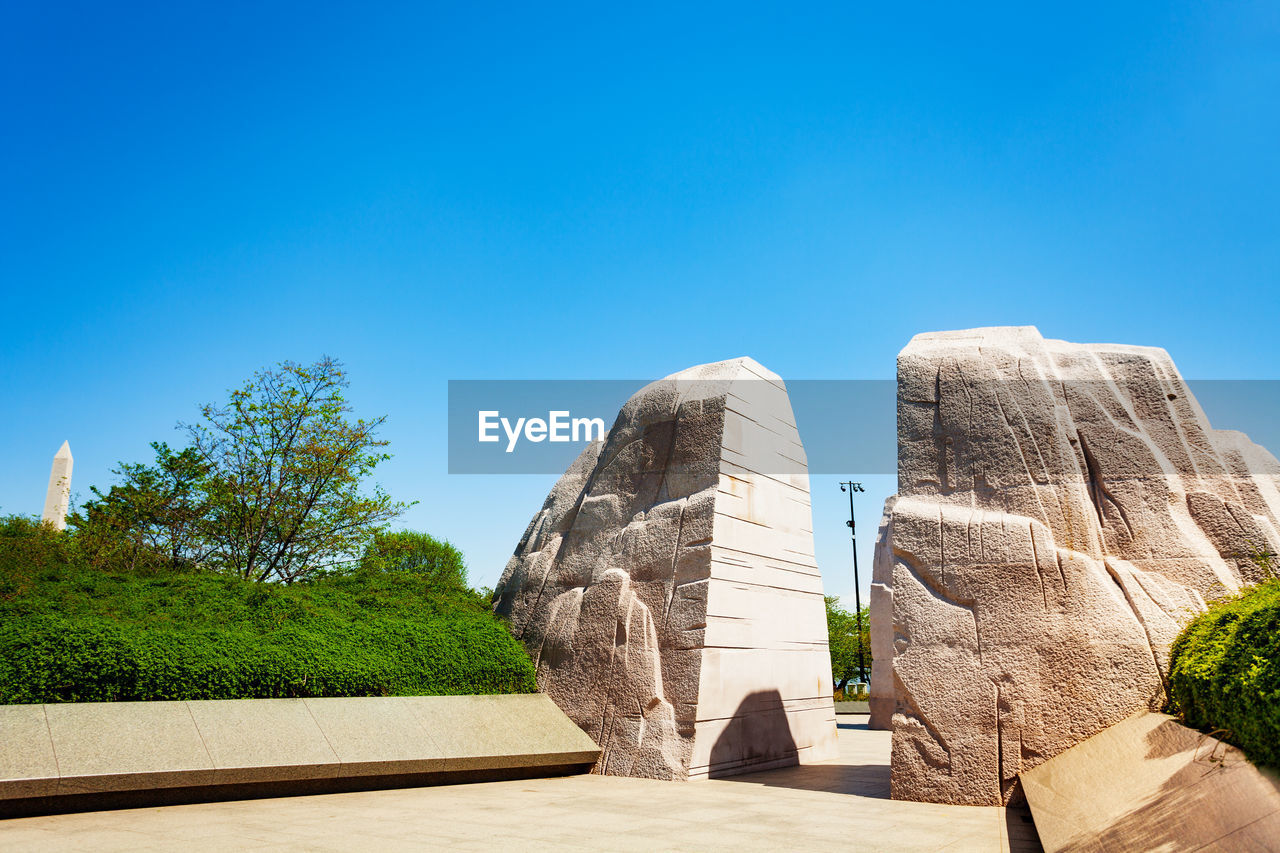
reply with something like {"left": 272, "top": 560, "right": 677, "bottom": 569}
{"left": 70, "top": 357, "right": 408, "bottom": 583}
{"left": 360, "top": 530, "right": 469, "bottom": 588}
{"left": 0, "top": 519, "right": 535, "bottom": 703}
{"left": 1167, "top": 579, "right": 1280, "bottom": 768}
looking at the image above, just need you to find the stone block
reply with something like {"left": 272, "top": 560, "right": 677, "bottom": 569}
{"left": 0, "top": 706, "right": 58, "bottom": 799}
{"left": 404, "top": 694, "right": 599, "bottom": 771}
{"left": 45, "top": 700, "right": 218, "bottom": 793}
{"left": 302, "top": 697, "right": 444, "bottom": 776}
{"left": 494, "top": 358, "right": 838, "bottom": 781}
{"left": 187, "top": 698, "right": 340, "bottom": 784}
{"left": 875, "top": 326, "right": 1280, "bottom": 805}
{"left": 0, "top": 695, "right": 601, "bottom": 814}
{"left": 1022, "top": 712, "right": 1280, "bottom": 853}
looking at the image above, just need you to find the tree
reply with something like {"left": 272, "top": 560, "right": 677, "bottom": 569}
{"left": 826, "top": 595, "right": 871, "bottom": 693}
{"left": 360, "top": 530, "right": 468, "bottom": 588}
{"left": 74, "top": 357, "right": 407, "bottom": 582}
{"left": 74, "top": 443, "right": 212, "bottom": 572}
{"left": 187, "top": 357, "right": 407, "bottom": 582}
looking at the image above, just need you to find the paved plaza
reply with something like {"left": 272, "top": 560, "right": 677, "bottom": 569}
{"left": 0, "top": 719, "right": 1042, "bottom": 852}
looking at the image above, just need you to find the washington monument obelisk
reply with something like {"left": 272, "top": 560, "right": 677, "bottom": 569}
{"left": 41, "top": 441, "right": 73, "bottom": 530}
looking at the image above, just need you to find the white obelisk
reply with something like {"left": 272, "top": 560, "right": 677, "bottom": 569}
{"left": 41, "top": 441, "right": 73, "bottom": 530}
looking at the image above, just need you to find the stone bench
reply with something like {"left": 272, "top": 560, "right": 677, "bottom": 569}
{"left": 0, "top": 694, "right": 600, "bottom": 817}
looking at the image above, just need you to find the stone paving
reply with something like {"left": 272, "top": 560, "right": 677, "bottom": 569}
{"left": 0, "top": 719, "right": 1043, "bottom": 852}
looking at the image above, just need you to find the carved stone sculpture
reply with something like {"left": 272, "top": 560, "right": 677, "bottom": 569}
{"left": 871, "top": 327, "right": 1280, "bottom": 804}
{"left": 494, "top": 358, "right": 837, "bottom": 780}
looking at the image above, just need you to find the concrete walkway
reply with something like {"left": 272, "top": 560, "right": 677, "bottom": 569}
{"left": 0, "top": 719, "right": 1042, "bottom": 852}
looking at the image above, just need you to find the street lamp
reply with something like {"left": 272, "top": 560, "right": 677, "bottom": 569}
{"left": 839, "top": 481, "right": 867, "bottom": 690}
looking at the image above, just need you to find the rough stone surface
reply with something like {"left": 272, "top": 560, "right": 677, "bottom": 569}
{"left": 867, "top": 497, "right": 898, "bottom": 732}
{"left": 871, "top": 326, "right": 1280, "bottom": 805}
{"left": 493, "top": 358, "right": 838, "bottom": 781}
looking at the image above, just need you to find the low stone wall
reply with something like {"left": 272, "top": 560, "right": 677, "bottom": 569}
{"left": 1022, "top": 712, "right": 1280, "bottom": 852}
{"left": 833, "top": 701, "right": 869, "bottom": 715}
{"left": 0, "top": 694, "right": 600, "bottom": 817}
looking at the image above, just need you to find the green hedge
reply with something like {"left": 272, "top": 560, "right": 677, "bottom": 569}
{"left": 0, "top": 520, "right": 535, "bottom": 703}
{"left": 1168, "top": 579, "right": 1280, "bottom": 768}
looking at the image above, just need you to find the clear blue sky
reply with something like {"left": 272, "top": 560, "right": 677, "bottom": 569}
{"left": 3, "top": 2, "right": 1278, "bottom": 606}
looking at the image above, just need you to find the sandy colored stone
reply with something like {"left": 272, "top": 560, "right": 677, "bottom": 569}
{"left": 871, "top": 326, "right": 1280, "bottom": 805}
{"left": 1021, "top": 712, "right": 1280, "bottom": 853}
{"left": 0, "top": 724, "right": 1039, "bottom": 853}
{"left": 493, "top": 357, "right": 838, "bottom": 781}
{"left": 0, "top": 696, "right": 602, "bottom": 809}
{"left": 45, "top": 700, "right": 219, "bottom": 793}
{"left": 867, "top": 496, "right": 896, "bottom": 731}
{"left": 0, "top": 706, "right": 58, "bottom": 799}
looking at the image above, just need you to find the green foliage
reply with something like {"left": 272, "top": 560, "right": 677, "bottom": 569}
{"left": 72, "top": 357, "right": 408, "bottom": 583}
{"left": 1245, "top": 542, "right": 1280, "bottom": 581}
{"left": 361, "top": 530, "right": 468, "bottom": 588}
{"left": 826, "top": 595, "right": 871, "bottom": 691}
{"left": 1168, "top": 579, "right": 1280, "bottom": 768}
{"left": 74, "top": 443, "right": 212, "bottom": 573}
{"left": 0, "top": 519, "right": 535, "bottom": 703}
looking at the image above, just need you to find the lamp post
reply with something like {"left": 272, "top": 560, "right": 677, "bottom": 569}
{"left": 839, "top": 481, "right": 867, "bottom": 689}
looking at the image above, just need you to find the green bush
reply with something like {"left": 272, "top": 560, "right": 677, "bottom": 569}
{"left": 826, "top": 595, "right": 871, "bottom": 692}
{"left": 1168, "top": 579, "right": 1280, "bottom": 768}
{"left": 0, "top": 518, "right": 536, "bottom": 703}
{"left": 361, "top": 530, "right": 469, "bottom": 587}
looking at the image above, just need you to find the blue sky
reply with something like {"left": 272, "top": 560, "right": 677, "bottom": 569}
{"left": 3, "top": 2, "right": 1278, "bottom": 604}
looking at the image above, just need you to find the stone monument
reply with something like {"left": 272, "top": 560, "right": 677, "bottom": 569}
{"left": 41, "top": 441, "right": 73, "bottom": 531}
{"left": 493, "top": 358, "right": 838, "bottom": 780}
{"left": 871, "top": 327, "right": 1280, "bottom": 805}
{"left": 867, "top": 497, "right": 897, "bottom": 730}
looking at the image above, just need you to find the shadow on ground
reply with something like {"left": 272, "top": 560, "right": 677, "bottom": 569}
{"left": 709, "top": 714, "right": 1043, "bottom": 850}
{"left": 730, "top": 761, "right": 894, "bottom": 798}
{"left": 714, "top": 715, "right": 892, "bottom": 798}
{"left": 1006, "top": 806, "right": 1042, "bottom": 851}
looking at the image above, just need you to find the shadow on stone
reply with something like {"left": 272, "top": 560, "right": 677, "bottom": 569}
{"left": 1051, "top": 725, "right": 1280, "bottom": 853}
{"left": 707, "top": 690, "right": 800, "bottom": 778}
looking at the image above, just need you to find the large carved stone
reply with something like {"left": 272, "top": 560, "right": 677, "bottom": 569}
{"left": 871, "top": 327, "right": 1280, "bottom": 805}
{"left": 494, "top": 358, "right": 837, "bottom": 780}
{"left": 867, "top": 497, "right": 897, "bottom": 731}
